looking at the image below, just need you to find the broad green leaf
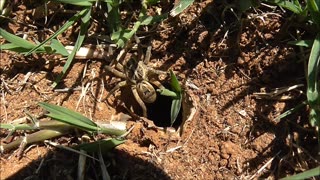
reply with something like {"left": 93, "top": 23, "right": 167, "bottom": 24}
{"left": 26, "top": 8, "right": 89, "bottom": 56}
{"left": 39, "top": 102, "right": 98, "bottom": 132}
{"left": 280, "top": 166, "right": 320, "bottom": 180}
{"left": 170, "top": 0, "right": 194, "bottom": 17}
{"left": 52, "top": 7, "right": 92, "bottom": 87}
{"left": 288, "top": 40, "right": 314, "bottom": 47}
{"left": 74, "top": 138, "right": 125, "bottom": 153}
{"left": 171, "top": 95, "right": 182, "bottom": 126}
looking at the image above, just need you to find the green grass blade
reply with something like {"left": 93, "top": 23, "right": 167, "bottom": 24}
{"left": 307, "top": 33, "right": 320, "bottom": 101}
{"left": 52, "top": 7, "right": 91, "bottom": 87}
{"left": 0, "top": 0, "right": 5, "bottom": 11}
{"left": 265, "top": 0, "right": 303, "bottom": 14}
{"left": 144, "top": 0, "right": 160, "bottom": 5}
{"left": 106, "top": 0, "right": 121, "bottom": 33}
{"left": 74, "top": 138, "right": 125, "bottom": 153}
{"left": 307, "top": 33, "right": 320, "bottom": 126}
{"left": 307, "top": 0, "right": 320, "bottom": 26}
{"left": 39, "top": 103, "right": 125, "bottom": 136}
{"left": 0, "top": 28, "right": 45, "bottom": 51}
{"left": 98, "top": 127, "right": 126, "bottom": 136}
{"left": 309, "top": 108, "right": 320, "bottom": 127}
{"left": 157, "top": 88, "right": 178, "bottom": 98}
{"left": 170, "top": 0, "right": 194, "bottom": 17}
{"left": 1, "top": 43, "right": 35, "bottom": 53}
{"left": 280, "top": 166, "right": 320, "bottom": 180}
{"left": 111, "top": 28, "right": 130, "bottom": 48}
{"left": 111, "top": 21, "right": 140, "bottom": 48}
{"left": 55, "top": 0, "right": 93, "bottom": 6}
{"left": 170, "top": 70, "right": 182, "bottom": 93}
{"left": 0, "top": 128, "right": 71, "bottom": 153}
{"left": 111, "top": 12, "right": 167, "bottom": 47}
{"left": 39, "top": 102, "right": 97, "bottom": 126}
{"left": 171, "top": 96, "right": 182, "bottom": 126}
{"left": 274, "top": 101, "right": 307, "bottom": 122}
{"left": 50, "top": 39, "right": 69, "bottom": 56}
{"left": 239, "top": 0, "right": 262, "bottom": 12}
{"left": 0, "top": 121, "right": 72, "bottom": 131}
{"left": 39, "top": 102, "right": 98, "bottom": 132}
{"left": 25, "top": 8, "right": 88, "bottom": 56}
{"left": 288, "top": 40, "right": 314, "bottom": 47}
{"left": 0, "top": 123, "right": 36, "bottom": 130}
{"left": 140, "top": 13, "right": 168, "bottom": 25}
{"left": 98, "top": 149, "right": 111, "bottom": 180}
{"left": 169, "top": 70, "right": 182, "bottom": 125}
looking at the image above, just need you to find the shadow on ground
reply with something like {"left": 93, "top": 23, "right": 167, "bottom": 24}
{"left": 4, "top": 146, "right": 171, "bottom": 180}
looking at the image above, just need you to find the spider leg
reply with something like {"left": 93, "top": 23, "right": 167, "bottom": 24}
{"left": 105, "top": 65, "right": 126, "bottom": 79}
{"left": 104, "top": 80, "right": 127, "bottom": 103}
{"left": 115, "top": 63, "right": 124, "bottom": 72}
{"left": 138, "top": 60, "right": 168, "bottom": 78}
{"left": 143, "top": 46, "right": 152, "bottom": 64}
{"left": 148, "top": 67, "right": 169, "bottom": 76}
{"left": 150, "top": 80, "right": 165, "bottom": 90}
{"left": 131, "top": 86, "right": 147, "bottom": 117}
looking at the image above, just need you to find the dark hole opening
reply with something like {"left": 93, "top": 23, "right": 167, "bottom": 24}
{"left": 117, "top": 83, "right": 183, "bottom": 129}
{"left": 146, "top": 84, "right": 183, "bottom": 129}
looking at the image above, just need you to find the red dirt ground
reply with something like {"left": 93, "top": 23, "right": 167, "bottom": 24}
{"left": 1, "top": 1, "right": 319, "bottom": 179}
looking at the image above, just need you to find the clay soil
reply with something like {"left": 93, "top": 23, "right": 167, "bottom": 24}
{"left": 0, "top": 1, "right": 319, "bottom": 180}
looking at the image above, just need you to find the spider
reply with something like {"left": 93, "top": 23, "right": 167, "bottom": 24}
{"left": 104, "top": 47, "right": 167, "bottom": 117}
